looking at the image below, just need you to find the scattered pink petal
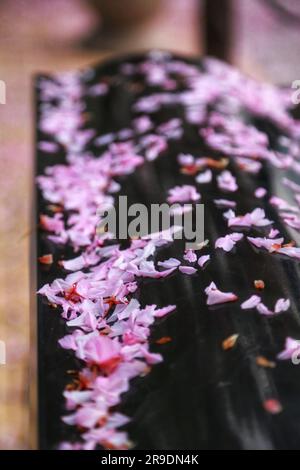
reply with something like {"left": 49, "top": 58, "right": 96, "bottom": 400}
{"left": 274, "top": 298, "right": 290, "bottom": 313}
{"left": 157, "top": 258, "right": 181, "bottom": 269}
{"left": 241, "top": 295, "right": 261, "bottom": 309}
{"left": 195, "top": 169, "right": 212, "bottom": 184}
{"left": 154, "top": 305, "right": 176, "bottom": 318}
{"left": 167, "top": 185, "right": 200, "bottom": 203}
{"left": 268, "top": 228, "right": 280, "bottom": 238}
{"left": 217, "top": 170, "right": 238, "bottom": 192}
{"left": 228, "top": 208, "right": 272, "bottom": 228}
{"left": 179, "top": 266, "right": 197, "bottom": 275}
{"left": 247, "top": 236, "right": 284, "bottom": 252}
{"left": 256, "top": 298, "right": 290, "bottom": 316}
{"left": 205, "top": 282, "right": 238, "bottom": 306}
{"left": 198, "top": 255, "right": 210, "bottom": 268}
{"left": 270, "top": 196, "right": 298, "bottom": 213}
{"left": 277, "top": 337, "right": 300, "bottom": 360}
{"left": 256, "top": 303, "right": 274, "bottom": 316}
{"left": 213, "top": 199, "right": 236, "bottom": 208}
{"left": 183, "top": 249, "right": 197, "bottom": 263}
{"left": 38, "top": 141, "right": 59, "bottom": 153}
{"left": 255, "top": 187, "right": 267, "bottom": 198}
{"left": 215, "top": 233, "right": 243, "bottom": 252}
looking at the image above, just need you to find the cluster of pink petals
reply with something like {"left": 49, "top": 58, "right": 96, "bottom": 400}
{"left": 241, "top": 295, "right": 290, "bottom": 315}
{"left": 247, "top": 236, "right": 284, "bottom": 252}
{"left": 39, "top": 236, "right": 178, "bottom": 449}
{"left": 37, "top": 66, "right": 184, "bottom": 450}
{"left": 247, "top": 236, "right": 300, "bottom": 260}
{"left": 225, "top": 208, "right": 273, "bottom": 228}
{"left": 257, "top": 298, "right": 290, "bottom": 316}
{"left": 37, "top": 51, "right": 300, "bottom": 447}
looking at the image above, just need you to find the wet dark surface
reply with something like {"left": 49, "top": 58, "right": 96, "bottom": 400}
{"left": 36, "top": 53, "right": 300, "bottom": 450}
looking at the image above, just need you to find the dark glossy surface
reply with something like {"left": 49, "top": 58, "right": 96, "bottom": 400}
{"left": 36, "top": 53, "right": 300, "bottom": 450}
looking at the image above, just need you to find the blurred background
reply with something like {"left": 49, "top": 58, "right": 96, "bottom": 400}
{"left": 0, "top": 0, "right": 300, "bottom": 449}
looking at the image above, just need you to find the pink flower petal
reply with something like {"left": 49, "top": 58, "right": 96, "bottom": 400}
{"left": 198, "top": 254, "right": 210, "bottom": 268}
{"left": 157, "top": 258, "right": 181, "bottom": 269}
{"left": 183, "top": 249, "right": 197, "bottom": 263}
{"left": 277, "top": 337, "right": 300, "bottom": 360}
{"left": 167, "top": 185, "right": 201, "bottom": 203}
{"left": 179, "top": 266, "right": 197, "bottom": 275}
{"left": 215, "top": 233, "right": 243, "bottom": 252}
{"left": 213, "top": 199, "right": 237, "bottom": 208}
{"left": 241, "top": 295, "right": 261, "bottom": 309}
{"left": 205, "top": 282, "right": 238, "bottom": 306}
{"left": 195, "top": 169, "right": 212, "bottom": 184}
{"left": 255, "top": 187, "right": 267, "bottom": 198}
{"left": 217, "top": 170, "right": 238, "bottom": 192}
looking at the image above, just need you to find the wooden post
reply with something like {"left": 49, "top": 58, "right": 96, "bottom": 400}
{"left": 204, "top": 0, "right": 233, "bottom": 62}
